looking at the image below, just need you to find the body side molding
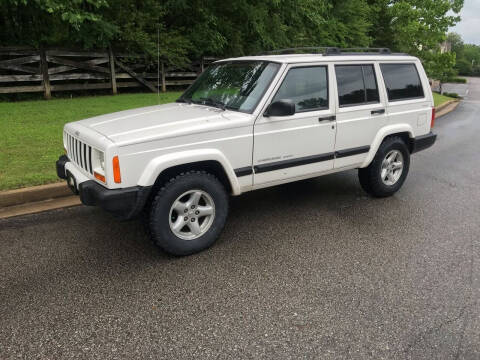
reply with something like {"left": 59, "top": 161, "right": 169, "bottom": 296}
{"left": 335, "top": 146, "right": 370, "bottom": 159}
{"left": 234, "top": 167, "right": 253, "bottom": 177}
{"left": 254, "top": 153, "right": 335, "bottom": 174}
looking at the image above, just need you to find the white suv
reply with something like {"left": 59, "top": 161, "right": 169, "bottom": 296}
{"left": 57, "top": 48, "right": 436, "bottom": 255}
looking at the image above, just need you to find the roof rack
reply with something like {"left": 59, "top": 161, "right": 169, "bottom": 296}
{"left": 257, "top": 47, "right": 397, "bottom": 56}
{"left": 326, "top": 47, "right": 392, "bottom": 55}
{"left": 258, "top": 47, "right": 340, "bottom": 55}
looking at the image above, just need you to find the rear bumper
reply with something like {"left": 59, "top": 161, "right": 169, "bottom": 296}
{"left": 56, "top": 155, "right": 151, "bottom": 219}
{"left": 411, "top": 132, "right": 437, "bottom": 154}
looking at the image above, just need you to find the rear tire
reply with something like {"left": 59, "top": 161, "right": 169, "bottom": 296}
{"left": 358, "top": 136, "right": 410, "bottom": 198}
{"left": 149, "top": 171, "right": 228, "bottom": 256}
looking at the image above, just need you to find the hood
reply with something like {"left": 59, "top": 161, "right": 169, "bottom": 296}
{"left": 74, "top": 102, "right": 252, "bottom": 146}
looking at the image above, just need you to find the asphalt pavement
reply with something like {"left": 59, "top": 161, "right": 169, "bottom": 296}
{"left": 1, "top": 78, "right": 480, "bottom": 359}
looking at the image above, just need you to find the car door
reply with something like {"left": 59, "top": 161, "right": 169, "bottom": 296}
{"left": 333, "top": 63, "right": 388, "bottom": 169}
{"left": 253, "top": 63, "right": 337, "bottom": 187}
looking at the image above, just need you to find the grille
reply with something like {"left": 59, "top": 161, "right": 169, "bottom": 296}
{"left": 65, "top": 132, "right": 93, "bottom": 175}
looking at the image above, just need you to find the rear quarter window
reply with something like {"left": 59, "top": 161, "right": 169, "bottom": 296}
{"left": 380, "top": 63, "right": 424, "bottom": 101}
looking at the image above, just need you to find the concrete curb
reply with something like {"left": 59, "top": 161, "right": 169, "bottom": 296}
{"left": 436, "top": 100, "right": 460, "bottom": 119}
{"left": 0, "top": 196, "right": 81, "bottom": 219}
{"left": 0, "top": 182, "right": 71, "bottom": 208}
{"left": 435, "top": 99, "right": 460, "bottom": 113}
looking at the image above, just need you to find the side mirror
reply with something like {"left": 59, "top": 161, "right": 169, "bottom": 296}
{"left": 265, "top": 99, "right": 295, "bottom": 117}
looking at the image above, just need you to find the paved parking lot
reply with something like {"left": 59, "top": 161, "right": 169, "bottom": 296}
{"left": 442, "top": 81, "right": 470, "bottom": 98}
{"left": 1, "top": 78, "right": 480, "bottom": 359}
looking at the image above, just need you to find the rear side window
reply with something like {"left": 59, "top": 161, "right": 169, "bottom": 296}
{"left": 380, "top": 63, "right": 424, "bottom": 101}
{"left": 273, "top": 66, "right": 328, "bottom": 112}
{"left": 335, "top": 65, "right": 379, "bottom": 107}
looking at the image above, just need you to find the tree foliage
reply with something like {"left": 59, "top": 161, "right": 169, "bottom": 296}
{"left": 0, "top": 0, "right": 464, "bottom": 73}
{"left": 447, "top": 33, "right": 480, "bottom": 76}
{"left": 424, "top": 51, "right": 456, "bottom": 92}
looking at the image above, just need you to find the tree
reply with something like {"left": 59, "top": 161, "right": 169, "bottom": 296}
{"left": 424, "top": 51, "right": 456, "bottom": 93}
{"left": 366, "top": 0, "right": 463, "bottom": 81}
{"left": 447, "top": 32, "right": 464, "bottom": 59}
{"left": 0, "top": 0, "right": 115, "bottom": 48}
{"left": 463, "top": 44, "right": 480, "bottom": 76}
{"left": 0, "top": 0, "right": 465, "bottom": 71}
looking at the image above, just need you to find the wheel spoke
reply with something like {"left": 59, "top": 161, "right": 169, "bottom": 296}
{"left": 172, "top": 200, "right": 186, "bottom": 214}
{"left": 172, "top": 217, "right": 186, "bottom": 232}
{"left": 387, "top": 152, "right": 396, "bottom": 164}
{"left": 186, "top": 191, "right": 202, "bottom": 208}
{"left": 392, "top": 161, "right": 403, "bottom": 170}
{"left": 197, "top": 205, "right": 213, "bottom": 217}
{"left": 387, "top": 172, "right": 396, "bottom": 183}
{"left": 381, "top": 168, "right": 388, "bottom": 180}
{"left": 187, "top": 220, "right": 202, "bottom": 235}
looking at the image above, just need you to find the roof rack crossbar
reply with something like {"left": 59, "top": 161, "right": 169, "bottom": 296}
{"left": 256, "top": 47, "right": 393, "bottom": 56}
{"left": 326, "top": 47, "right": 391, "bottom": 55}
{"left": 257, "top": 47, "right": 340, "bottom": 56}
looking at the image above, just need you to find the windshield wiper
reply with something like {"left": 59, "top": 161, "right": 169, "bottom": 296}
{"left": 197, "top": 97, "right": 227, "bottom": 110}
{"left": 176, "top": 98, "right": 192, "bottom": 104}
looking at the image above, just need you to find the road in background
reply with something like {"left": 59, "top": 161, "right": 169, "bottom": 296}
{"left": 1, "top": 78, "right": 480, "bottom": 359}
{"left": 443, "top": 81, "right": 470, "bottom": 99}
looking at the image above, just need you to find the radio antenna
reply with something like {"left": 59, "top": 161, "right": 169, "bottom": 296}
{"left": 157, "top": 24, "right": 160, "bottom": 104}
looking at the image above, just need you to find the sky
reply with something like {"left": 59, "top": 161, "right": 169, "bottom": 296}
{"left": 450, "top": 0, "right": 480, "bottom": 45}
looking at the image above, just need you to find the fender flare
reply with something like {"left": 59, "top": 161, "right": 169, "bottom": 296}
{"left": 360, "top": 124, "right": 414, "bottom": 168}
{"left": 137, "top": 148, "right": 242, "bottom": 195}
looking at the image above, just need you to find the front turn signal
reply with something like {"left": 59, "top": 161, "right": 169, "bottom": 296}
{"left": 94, "top": 171, "right": 106, "bottom": 183}
{"left": 112, "top": 156, "right": 121, "bottom": 183}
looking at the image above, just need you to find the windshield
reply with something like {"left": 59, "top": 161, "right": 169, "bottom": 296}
{"left": 178, "top": 61, "right": 280, "bottom": 113}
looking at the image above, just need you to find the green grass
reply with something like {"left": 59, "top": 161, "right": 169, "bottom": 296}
{"left": 433, "top": 92, "right": 454, "bottom": 107}
{"left": 0, "top": 92, "right": 182, "bottom": 191}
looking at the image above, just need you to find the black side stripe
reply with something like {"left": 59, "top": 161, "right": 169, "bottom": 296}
{"left": 254, "top": 153, "right": 335, "bottom": 174}
{"left": 334, "top": 145, "right": 370, "bottom": 159}
{"left": 234, "top": 145, "right": 370, "bottom": 177}
{"left": 234, "top": 167, "right": 253, "bottom": 177}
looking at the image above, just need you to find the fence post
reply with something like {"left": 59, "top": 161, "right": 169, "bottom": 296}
{"left": 108, "top": 47, "right": 117, "bottom": 95}
{"left": 200, "top": 57, "right": 204, "bottom": 73}
{"left": 161, "top": 62, "right": 166, "bottom": 92}
{"left": 39, "top": 48, "right": 51, "bottom": 99}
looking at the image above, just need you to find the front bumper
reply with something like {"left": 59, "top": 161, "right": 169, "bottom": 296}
{"left": 56, "top": 155, "right": 151, "bottom": 220}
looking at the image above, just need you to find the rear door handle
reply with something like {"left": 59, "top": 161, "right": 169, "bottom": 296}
{"left": 318, "top": 115, "right": 336, "bottom": 122}
{"left": 371, "top": 109, "right": 385, "bottom": 115}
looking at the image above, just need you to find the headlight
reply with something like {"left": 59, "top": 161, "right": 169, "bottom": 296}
{"left": 99, "top": 152, "right": 105, "bottom": 171}
{"left": 92, "top": 149, "right": 105, "bottom": 171}
{"left": 92, "top": 149, "right": 106, "bottom": 183}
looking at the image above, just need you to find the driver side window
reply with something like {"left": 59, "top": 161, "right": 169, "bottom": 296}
{"left": 272, "top": 66, "right": 328, "bottom": 112}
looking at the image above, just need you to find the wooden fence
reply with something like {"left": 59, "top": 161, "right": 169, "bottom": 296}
{"left": 0, "top": 47, "right": 217, "bottom": 98}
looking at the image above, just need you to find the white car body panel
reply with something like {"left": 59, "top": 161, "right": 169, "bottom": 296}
{"left": 61, "top": 53, "right": 434, "bottom": 196}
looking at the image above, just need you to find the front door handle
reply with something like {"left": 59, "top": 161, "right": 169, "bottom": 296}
{"left": 371, "top": 109, "right": 385, "bottom": 115}
{"left": 318, "top": 115, "right": 336, "bottom": 122}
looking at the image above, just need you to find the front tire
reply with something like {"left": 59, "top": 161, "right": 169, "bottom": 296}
{"left": 358, "top": 136, "right": 410, "bottom": 198}
{"left": 149, "top": 171, "right": 228, "bottom": 256}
